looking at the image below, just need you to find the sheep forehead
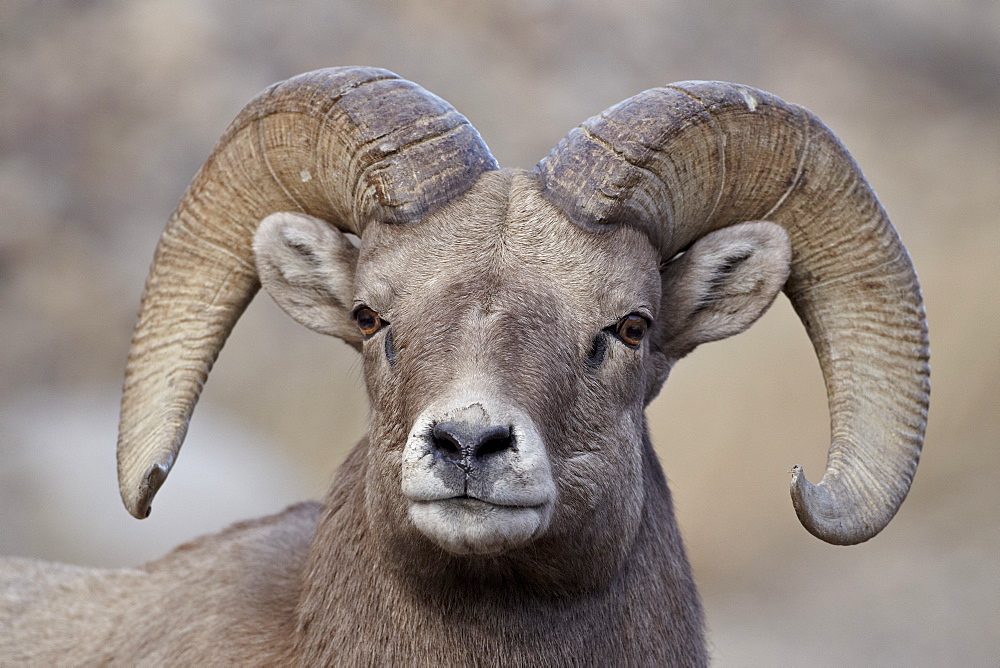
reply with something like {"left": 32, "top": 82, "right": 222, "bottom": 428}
{"left": 355, "top": 169, "right": 662, "bottom": 323}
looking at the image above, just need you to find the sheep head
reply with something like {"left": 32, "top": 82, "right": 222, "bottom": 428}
{"left": 253, "top": 173, "right": 789, "bottom": 557}
{"left": 117, "top": 68, "right": 929, "bottom": 557}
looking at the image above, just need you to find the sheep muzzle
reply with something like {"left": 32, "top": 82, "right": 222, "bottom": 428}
{"left": 402, "top": 398, "right": 556, "bottom": 555}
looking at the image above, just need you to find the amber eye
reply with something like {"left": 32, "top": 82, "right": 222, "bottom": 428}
{"left": 354, "top": 306, "right": 384, "bottom": 337}
{"left": 615, "top": 314, "right": 649, "bottom": 347}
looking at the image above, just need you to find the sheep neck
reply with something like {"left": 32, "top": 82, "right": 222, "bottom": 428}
{"left": 292, "top": 435, "right": 706, "bottom": 664}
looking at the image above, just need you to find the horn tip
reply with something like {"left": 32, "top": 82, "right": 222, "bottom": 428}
{"left": 789, "top": 466, "right": 878, "bottom": 546}
{"left": 121, "top": 461, "right": 169, "bottom": 519}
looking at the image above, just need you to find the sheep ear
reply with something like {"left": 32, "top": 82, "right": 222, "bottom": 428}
{"left": 658, "top": 221, "right": 791, "bottom": 360}
{"left": 254, "top": 212, "right": 362, "bottom": 349}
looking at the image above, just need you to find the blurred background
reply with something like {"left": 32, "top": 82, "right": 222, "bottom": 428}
{"left": 1, "top": 1, "right": 996, "bottom": 664}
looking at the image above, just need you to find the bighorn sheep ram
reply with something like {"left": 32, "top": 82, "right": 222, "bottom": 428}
{"left": 1, "top": 67, "right": 929, "bottom": 664}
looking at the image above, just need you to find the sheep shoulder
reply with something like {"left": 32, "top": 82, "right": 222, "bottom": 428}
{"left": 0, "top": 501, "right": 321, "bottom": 665}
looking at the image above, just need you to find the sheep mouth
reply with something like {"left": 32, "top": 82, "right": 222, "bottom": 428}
{"left": 450, "top": 494, "right": 525, "bottom": 507}
{"left": 415, "top": 494, "right": 547, "bottom": 510}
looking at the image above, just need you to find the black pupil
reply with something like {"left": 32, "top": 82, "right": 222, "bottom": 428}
{"left": 622, "top": 317, "right": 645, "bottom": 343}
{"left": 358, "top": 309, "right": 379, "bottom": 332}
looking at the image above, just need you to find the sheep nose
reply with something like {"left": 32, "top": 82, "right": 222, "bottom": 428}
{"left": 430, "top": 421, "right": 515, "bottom": 465}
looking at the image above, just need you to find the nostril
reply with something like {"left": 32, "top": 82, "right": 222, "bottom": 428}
{"left": 430, "top": 424, "right": 463, "bottom": 462}
{"left": 475, "top": 426, "right": 514, "bottom": 459}
{"left": 429, "top": 421, "right": 515, "bottom": 464}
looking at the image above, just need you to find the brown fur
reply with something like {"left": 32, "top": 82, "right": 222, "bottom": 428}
{"left": 1, "top": 503, "right": 317, "bottom": 664}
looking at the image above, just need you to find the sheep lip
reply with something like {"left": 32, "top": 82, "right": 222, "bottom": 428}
{"left": 412, "top": 495, "right": 546, "bottom": 510}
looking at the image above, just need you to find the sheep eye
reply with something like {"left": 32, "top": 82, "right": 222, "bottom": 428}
{"left": 615, "top": 314, "right": 649, "bottom": 348}
{"left": 354, "top": 306, "right": 384, "bottom": 337}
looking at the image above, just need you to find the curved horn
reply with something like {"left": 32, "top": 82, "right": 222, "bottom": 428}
{"left": 118, "top": 67, "right": 497, "bottom": 518}
{"left": 534, "top": 81, "right": 929, "bottom": 545}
